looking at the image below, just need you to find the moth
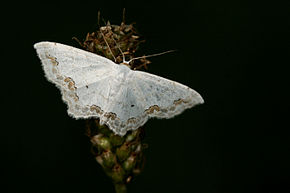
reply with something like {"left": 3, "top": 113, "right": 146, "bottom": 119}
{"left": 34, "top": 42, "right": 204, "bottom": 136}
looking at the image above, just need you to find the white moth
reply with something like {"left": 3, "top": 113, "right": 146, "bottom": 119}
{"left": 34, "top": 42, "right": 204, "bottom": 136}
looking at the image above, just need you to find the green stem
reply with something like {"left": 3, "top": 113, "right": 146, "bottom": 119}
{"left": 114, "top": 183, "right": 127, "bottom": 193}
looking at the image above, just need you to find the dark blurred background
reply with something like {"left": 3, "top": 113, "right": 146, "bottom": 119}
{"left": 1, "top": 0, "right": 289, "bottom": 193}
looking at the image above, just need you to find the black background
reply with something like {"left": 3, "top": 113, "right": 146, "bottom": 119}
{"left": 2, "top": 0, "right": 290, "bottom": 193}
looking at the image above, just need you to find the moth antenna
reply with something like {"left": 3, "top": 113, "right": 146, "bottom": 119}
{"left": 72, "top": 37, "right": 83, "bottom": 47}
{"left": 105, "top": 25, "right": 126, "bottom": 63}
{"left": 128, "top": 50, "right": 177, "bottom": 64}
{"left": 111, "top": 37, "right": 126, "bottom": 63}
{"left": 100, "top": 31, "right": 117, "bottom": 62}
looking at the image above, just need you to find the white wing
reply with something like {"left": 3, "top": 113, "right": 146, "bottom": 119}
{"left": 133, "top": 70, "right": 204, "bottom": 118}
{"left": 34, "top": 41, "right": 119, "bottom": 119}
{"left": 35, "top": 42, "right": 204, "bottom": 136}
{"left": 97, "top": 69, "right": 204, "bottom": 136}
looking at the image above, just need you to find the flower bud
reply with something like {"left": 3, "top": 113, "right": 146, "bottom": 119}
{"left": 125, "top": 130, "right": 138, "bottom": 142}
{"left": 110, "top": 133, "right": 125, "bottom": 147}
{"left": 98, "top": 124, "right": 112, "bottom": 136}
{"left": 91, "top": 134, "right": 111, "bottom": 150}
{"left": 95, "top": 156, "right": 103, "bottom": 166}
{"left": 116, "top": 142, "right": 131, "bottom": 162}
{"left": 123, "top": 154, "right": 137, "bottom": 172}
{"left": 101, "top": 150, "right": 115, "bottom": 168}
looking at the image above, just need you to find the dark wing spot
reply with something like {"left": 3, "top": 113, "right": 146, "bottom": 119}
{"left": 86, "top": 85, "right": 88, "bottom": 88}
{"left": 131, "top": 104, "right": 134, "bottom": 107}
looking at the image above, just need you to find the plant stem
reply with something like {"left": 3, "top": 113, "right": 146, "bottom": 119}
{"left": 114, "top": 183, "right": 127, "bottom": 193}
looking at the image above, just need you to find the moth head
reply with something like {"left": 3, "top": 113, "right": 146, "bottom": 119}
{"left": 120, "top": 61, "right": 131, "bottom": 68}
